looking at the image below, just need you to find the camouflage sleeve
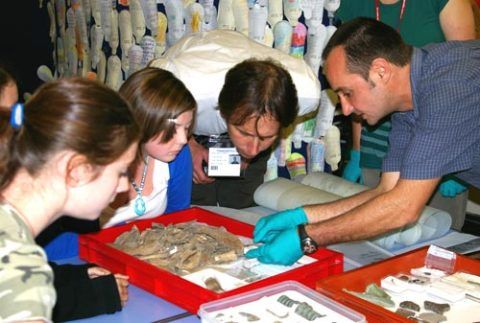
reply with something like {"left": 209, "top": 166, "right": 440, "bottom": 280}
{"left": 0, "top": 227, "right": 56, "bottom": 322}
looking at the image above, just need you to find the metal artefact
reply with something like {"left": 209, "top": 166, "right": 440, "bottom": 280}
{"left": 112, "top": 222, "right": 244, "bottom": 275}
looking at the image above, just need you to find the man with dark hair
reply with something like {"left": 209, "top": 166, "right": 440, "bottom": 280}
{"left": 246, "top": 17, "right": 480, "bottom": 265}
{"left": 151, "top": 30, "right": 320, "bottom": 209}
{"left": 189, "top": 58, "right": 299, "bottom": 209}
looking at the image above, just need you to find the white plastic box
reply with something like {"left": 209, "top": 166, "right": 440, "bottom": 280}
{"left": 198, "top": 280, "right": 366, "bottom": 323}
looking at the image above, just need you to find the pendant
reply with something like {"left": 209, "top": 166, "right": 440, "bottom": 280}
{"left": 134, "top": 197, "right": 146, "bottom": 216}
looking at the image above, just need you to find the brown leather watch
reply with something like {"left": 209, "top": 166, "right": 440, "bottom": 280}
{"left": 298, "top": 224, "right": 318, "bottom": 255}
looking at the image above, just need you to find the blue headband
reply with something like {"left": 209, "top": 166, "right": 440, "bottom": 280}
{"left": 10, "top": 103, "right": 24, "bottom": 129}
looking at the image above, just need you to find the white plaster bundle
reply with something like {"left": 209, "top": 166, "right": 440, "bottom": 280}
{"left": 140, "top": 35, "right": 156, "bottom": 66}
{"left": 154, "top": 12, "right": 168, "bottom": 57}
{"left": 304, "top": 0, "right": 325, "bottom": 30}
{"left": 130, "top": 0, "right": 146, "bottom": 44}
{"left": 373, "top": 205, "right": 452, "bottom": 249}
{"left": 109, "top": 9, "right": 119, "bottom": 55}
{"left": 267, "top": 0, "right": 283, "bottom": 28}
{"left": 75, "top": 7, "right": 89, "bottom": 53}
{"left": 90, "top": 25, "right": 104, "bottom": 69}
{"left": 55, "top": 36, "right": 65, "bottom": 77}
{"left": 418, "top": 206, "right": 452, "bottom": 240}
{"left": 119, "top": 10, "right": 134, "bottom": 72}
{"left": 80, "top": 0, "right": 91, "bottom": 25}
{"left": 47, "top": 1, "right": 57, "bottom": 43}
{"left": 253, "top": 177, "right": 340, "bottom": 211}
{"left": 263, "top": 25, "right": 274, "bottom": 47}
{"left": 284, "top": 0, "right": 302, "bottom": 26}
{"left": 100, "top": 0, "right": 112, "bottom": 42}
{"left": 66, "top": 7, "right": 76, "bottom": 30}
{"left": 217, "top": 0, "right": 235, "bottom": 30}
{"left": 55, "top": 0, "right": 67, "bottom": 36}
{"left": 139, "top": 0, "right": 159, "bottom": 36}
{"left": 185, "top": 3, "right": 205, "bottom": 35}
{"left": 300, "top": 172, "right": 368, "bottom": 197}
{"left": 249, "top": 4, "right": 268, "bottom": 43}
{"left": 324, "top": 0, "right": 340, "bottom": 25}
{"left": 91, "top": 0, "right": 101, "bottom": 27}
{"left": 127, "top": 44, "right": 143, "bottom": 77}
{"left": 314, "top": 89, "right": 336, "bottom": 138}
{"left": 273, "top": 20, "right": 292, "bottom": 54}
{"left": 97, "top": 51, "right": 107, "bottom": 83}
{"left": 106, "top": 55, "right": 122, "bottom": 90}
{"left": 304, "top": 24, "right": 327, "bottom": 76}
{"left": 200, "top": 0, "right": 217, "bottom": 32}
{"left": 323, "top": 125, "right": 341, "bottom": 171}
{"left": 232, "top": 0, "right": 249, "bottom": 35}
{"left": 150, "top": 29, "right": 321, "bottom": 136}
{"left": 164, "top": 0, "right": 185, "bottom": 46}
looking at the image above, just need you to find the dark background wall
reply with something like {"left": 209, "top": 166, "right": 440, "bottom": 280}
{"left": 0, "top": 0, "right": 54, "bottom": 99}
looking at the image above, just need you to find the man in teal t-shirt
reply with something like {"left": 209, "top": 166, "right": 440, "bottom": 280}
{"left": 338, "top": 0, "right": 476, "bottom": 230}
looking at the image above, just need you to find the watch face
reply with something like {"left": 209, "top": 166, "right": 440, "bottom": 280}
{"left": 303, "top": 238, "right": 318, "bottom": 254}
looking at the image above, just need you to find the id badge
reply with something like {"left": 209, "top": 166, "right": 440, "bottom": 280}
{"left": 206, "top": 134, "right": 241, "bottom": 177}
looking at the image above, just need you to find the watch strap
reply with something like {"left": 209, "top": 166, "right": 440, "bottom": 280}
{"left": 298, "top": 224, "right": 318, "bottom": 255}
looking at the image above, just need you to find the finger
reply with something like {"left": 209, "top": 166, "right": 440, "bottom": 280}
{"left": 245, "top": 247, "right": 262, "bottom": 259}
{"left": 200, "top": 177, "right": 216, "bottom": 184}
{"left": 252, "top": 218, "right": 267, "bottom": 237}
{"left": 115, "top": 277, "right": 129, "bottom": 287}
{"left": 120, "top": 287, "right": 129, "bottom": 299}
{"left": 253, "top": 225, "right": 273, "bottom": 243}
{"left": 261, "top": 231, "right": 281, "bottom": 243}
{"left": 116, "top": 280, "right": 129, "bottom": 288}
{"left": 88, "top": 266, "right": 110, "bottom": 278}
{"left": 114, "top": 273, "right": 129, "bottom": 280}
{"left": 194, "top": 167, "right": 211, "bottom": 183}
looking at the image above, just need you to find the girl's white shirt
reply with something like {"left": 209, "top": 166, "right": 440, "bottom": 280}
{"left": 102, "top": 158, "right": 169, "bottom": 228}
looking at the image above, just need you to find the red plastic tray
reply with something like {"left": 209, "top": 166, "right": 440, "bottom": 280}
{"left": 316, "top": 246, "right": 480, "bottom": 322}
{"left": 79, "top": 207, "right": 343, "bottom": 313}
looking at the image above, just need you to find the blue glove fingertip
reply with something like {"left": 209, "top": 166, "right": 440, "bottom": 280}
{"left": 245, "top": 248, "right": 261, "bottom": 259}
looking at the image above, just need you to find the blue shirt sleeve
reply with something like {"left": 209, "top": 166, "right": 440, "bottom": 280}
{"left": 384, "top": 43, "right": 480, "bottom": 184}
{"left": 165, "top": 145, "right": 192, "bottom": 213}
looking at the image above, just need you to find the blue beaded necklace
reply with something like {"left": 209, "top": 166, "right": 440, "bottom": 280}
{"left": 131, "top": 156, "right": 149, "bottom": 216}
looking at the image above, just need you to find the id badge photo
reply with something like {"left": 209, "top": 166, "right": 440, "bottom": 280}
{"left": 205, "top": 134, "right": 241, "bottom": 177}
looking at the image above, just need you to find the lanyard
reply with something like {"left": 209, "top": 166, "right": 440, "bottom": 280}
{"left": 375, "top": 0, "right": 407, "bottom": 31}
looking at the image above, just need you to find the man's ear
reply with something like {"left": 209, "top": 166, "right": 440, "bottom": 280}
{"left": 65, "top": 154, "right": 96, "bottom": 187}
{"left": 370, "top": 57, "right": 391, "bottom": 84}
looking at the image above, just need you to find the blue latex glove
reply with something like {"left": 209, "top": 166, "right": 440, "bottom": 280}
{"left": 439, "top": 178, "right": 468, "bottom": 198}
{"left": 342, "top": 149, "right": 364, "bottom": 184}
{"left": 253, "top": 208, "right": 307, "bottom": 244}
{"left": 245, "top": 227, "right": 303, "bottom": 265}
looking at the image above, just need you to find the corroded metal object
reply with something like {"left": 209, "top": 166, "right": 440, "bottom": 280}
{"left": 424, "top": 301, "right": 450, "bottom": 315}
{"left": 266, "top": 308, "right": 289, "bottom": 319}
{"left": 399, "top": 300, "right": 421, "bottom": 312}
{"left": 112, "top": 222, "right": 244, "bottom": 275}
{"left": 239, "top": 311, "right": 260, "bottom": 321}
{"left": 294, "top": 302, "right": 325, "bottom": 321}
{"left": 417, "top": 312, "right": 447, "bottom": 323}
{"left": 204, "top": 277, "right": 224, "bottom": 293}
{"left": 343, "top": 284, "right": 395, "bottom": 308}
{"left": 395, "top": 308, "right": 416, "bottom": 318}
{"left": 277, "top": 295, "right": 300, "bottom": 307}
